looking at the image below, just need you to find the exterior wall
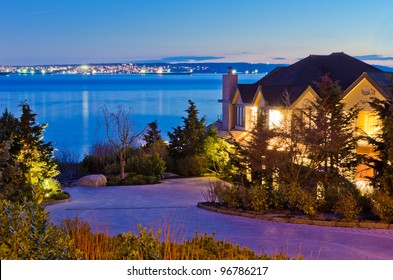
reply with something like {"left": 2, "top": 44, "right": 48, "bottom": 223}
{"left": 221, "top": 72, "right": 238, "bottom": 131}
{"left": 291, "top": 88, "right": 319, "bottom": 110}
{"left": 342, "top": 78, "right": 386, "bottom": 111}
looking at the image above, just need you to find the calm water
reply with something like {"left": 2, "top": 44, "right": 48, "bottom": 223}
{"left": 0, "top": 74, "right": 263, "bottom": 158}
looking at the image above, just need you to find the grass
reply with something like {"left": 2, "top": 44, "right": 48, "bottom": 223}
{"left": 60, "top": 216, "right": 301, "bottom": 260}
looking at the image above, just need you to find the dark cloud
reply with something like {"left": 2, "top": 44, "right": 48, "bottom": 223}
{"left": 355, "top": 54, "right": 393, "bottom": 61}
{"left": 271, "top": 57, "right": 286, "bottom": 60}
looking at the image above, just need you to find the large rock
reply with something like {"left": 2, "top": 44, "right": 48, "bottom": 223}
{"left": 77, "top": 174, "right": 107, "bottom": 187}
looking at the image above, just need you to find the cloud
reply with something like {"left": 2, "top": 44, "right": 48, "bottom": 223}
{"left": 355, "top": 54, "right": 393, "bottom": 61}
{"left": 159, "top": 56, "right": 225, "bottom": 63}
{"left": 130, "top": 56, "right": 225, "bottom": 63}
{"left": 271, "top": 57, "right": 286, "bottom": 60}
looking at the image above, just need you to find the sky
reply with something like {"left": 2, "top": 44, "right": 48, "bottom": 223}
{"left": 1, "top": 0, "right": 393, "bottom": 66}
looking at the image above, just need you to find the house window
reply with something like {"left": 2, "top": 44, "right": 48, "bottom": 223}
{"left": 357, "top": 111, "right": 380, "bottom": 136}
{"left": 236, "top": 106, "right": 245, "bottom": 127}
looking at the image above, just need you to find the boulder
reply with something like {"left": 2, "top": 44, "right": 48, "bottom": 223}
{"left": 77, "top": 174, "right": 107, "bottom": 187}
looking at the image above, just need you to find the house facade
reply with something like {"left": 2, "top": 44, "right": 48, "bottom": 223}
{"left": 217, "top": 52, "right": 393, "bottom": 184}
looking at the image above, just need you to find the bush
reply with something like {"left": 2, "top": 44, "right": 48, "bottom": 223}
{"left": 0, "top": 199, "right": 77, "bottom": 259}
{"left": 249, "top": 185, "right": 269, "bottom": 212}
{"left": 175, "top": 155, "right": 208, "bottom": 177}
{"left": 372, "top": 190, "right": 393, "bottom": 222}
{"left": 137, "top": 154, "right": 166, "bottom": 179}
{"left": 333, "top": 192, "right": 361, "bottom": 220}
{"left": 285, "top": 184, "right": 319, "bottom": 217}
{"left": 214, "top": 182, "right": 242, "bottom": 209}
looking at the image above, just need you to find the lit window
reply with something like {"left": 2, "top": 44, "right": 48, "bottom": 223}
{"left": 269, "top": 109, "right": 284, "bottom": 128}
{"left": 357, "top": 111, "right": 380, "bottom": 136}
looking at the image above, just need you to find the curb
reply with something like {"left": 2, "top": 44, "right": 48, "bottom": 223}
{"left": 197, "top": 202, "right": 392, "bottom": 230}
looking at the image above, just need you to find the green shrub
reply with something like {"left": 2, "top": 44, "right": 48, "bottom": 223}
{"left": 137, "top": 154, "right": 166, "bottom": 179}
{"left": 175, "top": 155, "right": 208, "bottom": 176}
{"left": 286, "top": 184, "right": 319, "bottom": 217}
{"left": 372, "top": 190, "right": 393, "bottom": 222}
{"left": 333, "top": 192, "right": 361, "bottom": 220}
{"left": 249, "top": 185, "right": 269, "bottom": 212}
{"left": 0, "top": 198, "right": 77, "bottom": 259}
{"left": 214, "top": 182, "right": 242, "bottom": 209}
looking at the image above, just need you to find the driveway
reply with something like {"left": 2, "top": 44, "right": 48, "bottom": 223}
{"left": 46, "top": 177, "right": 393, "bottom": 260}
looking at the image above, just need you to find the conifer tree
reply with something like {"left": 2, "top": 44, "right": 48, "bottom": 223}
{"left": 365, "top": 97, "right": 393, "bottom": 193}
{"left": 143, "top": 120, "right": 163, "bottom": 148}
{"left": 168, "top": 100, "right": 207, "bottom": 158}
{"left": 0, "top": 102, "right": 58, "bottom": 202}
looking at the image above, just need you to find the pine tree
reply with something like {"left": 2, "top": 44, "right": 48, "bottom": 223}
{"left": 0, "top": 102, "right": 59, "bottom": 202}
{"left": 303, "top": 74, "right": 359, "bottom": 180}
{"left": 168, "top": 100, "right": 207, "bottom": 158}
{"left": 365, "top": 97, "right": 393, "bottom": 193}
{"left": 143, "top": 120, "right": 163, "bottom": 147}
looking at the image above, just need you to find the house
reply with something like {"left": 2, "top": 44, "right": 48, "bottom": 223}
{"left": 217, "top": 52, "right": 393, "bottom": 185}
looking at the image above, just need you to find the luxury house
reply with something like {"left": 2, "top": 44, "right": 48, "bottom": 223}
{"left": 216, "top": 52, "right": 393, "bottom": 184}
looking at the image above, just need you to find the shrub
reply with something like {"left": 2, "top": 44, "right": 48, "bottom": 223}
{"left": 214, "top": 182, "right": 242, "bottom": 209}
{"left": 372, "top": 190, "right": 393, "bottom": 222}
{"left": 0, "top": 198, "right": 77, "bottom": 259}
{"left": 137, "top": 154, "right": 166, "bottom": 179}
{"left": 286, "top": 184, "right": 319, "bottom": 217}
{"left": 175, "top": 155, "right": 208, "bottom": 177}
{"left": 249, "top": 185, "right": 269, "bottom": 212}
{"left": 333, "top": 192, "right": 361, "bottom": 220}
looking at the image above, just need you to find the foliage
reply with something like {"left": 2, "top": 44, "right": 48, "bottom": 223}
{"left": 333, "top": 192, "right": 361, "bottom": 220}
{"left": 0, "top": 197, "right": 77, "bottom": 259}
{"left": 61, "top": 217, "right": 298, "bottom": 260}
{"left": 143, "top": 120, "right": 163, "bottom": 148}
{"left": 0, "top": 103, "right": 59, "bottom": 202}
{"left": 364, "top": 97, "right": 393, "bottom": 193}
{"left": 135, "top": 153, "right": 166, "bottom": 179}
{"left": 174, "top": 155, "right": 208, "bottom": 177}
{"left": 203, "top": 127, "right": 232, "bottom": 175}
{"left": 372, "top": 190, "right": 393, "bottom": 222}
{"left": 168, "top": 100, "right": 208, "bottom": 159}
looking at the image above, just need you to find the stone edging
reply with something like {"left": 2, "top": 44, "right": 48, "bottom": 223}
{"left": 197, "top": 202, "right": 393, "bottom": 230}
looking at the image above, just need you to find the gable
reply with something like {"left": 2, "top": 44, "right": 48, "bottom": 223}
{"left": 291, "top": 86, "right": 320, "bottom": 110}
{"left": 342, "top": 77, "right": 387, "bottom": 111}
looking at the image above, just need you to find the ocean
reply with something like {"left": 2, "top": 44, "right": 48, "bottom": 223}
{"left": 0, "top": 73, "right": 263, "bottom": 158}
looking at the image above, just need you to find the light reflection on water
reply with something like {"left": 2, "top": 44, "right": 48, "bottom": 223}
{"left": 0, "top": 74, "right": 264, "bottom": 158}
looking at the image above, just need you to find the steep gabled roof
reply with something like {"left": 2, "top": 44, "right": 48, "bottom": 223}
{"left": 237, "top": 84, "right": 259, "bottom": 104}
{"left": 255, "top": 52, "right": 384, "bottom": 106}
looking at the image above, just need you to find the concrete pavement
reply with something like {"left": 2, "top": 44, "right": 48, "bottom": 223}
{"left": 46, "top": 177, "right": 393, "bottom": 260}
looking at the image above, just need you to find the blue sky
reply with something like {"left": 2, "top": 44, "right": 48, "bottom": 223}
{"left": 1, "top": 0, "right": 393, "bottom": 66}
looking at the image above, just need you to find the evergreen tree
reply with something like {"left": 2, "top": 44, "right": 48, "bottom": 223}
{"left": 143, "top": 120, "right": 163, "bottom": 147}
{"left": 168, "top": 100, "right": 207, "bottom": 158}
{"left": 365, "top": 97, "right": 393, "bottom": 193}
{"left": 0, "top": 102, "right": 59, "bottom": 202}
{"left": 303, "top": 74, "right": 359, "bottom": 180}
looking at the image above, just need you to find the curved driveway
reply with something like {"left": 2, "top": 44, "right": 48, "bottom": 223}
{"left": 46, "top": 177, "right": 393, "bottom": 260}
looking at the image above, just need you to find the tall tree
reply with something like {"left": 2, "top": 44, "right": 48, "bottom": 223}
{"left": 168, "top": 100, "right": 207, "bottom": 158}
{"left": 0, "top": 102, "right": 58, "bottom": 202}
{"left": 101, "top": 105, "right": 145, "bottom": 179}
{"left": 303, "top": 74, "right": 359, "bottom": 181}
{"left": 365, "top": 97, "right": 393, "bottom": 193}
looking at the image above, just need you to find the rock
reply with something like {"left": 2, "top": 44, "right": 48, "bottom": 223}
{"left": 77, "top": 174, "right": 107, "bottom": 187}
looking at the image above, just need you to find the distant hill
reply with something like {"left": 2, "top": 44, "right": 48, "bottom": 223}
{"left": 135, "top": 62, "right": 393, "bottom": 74}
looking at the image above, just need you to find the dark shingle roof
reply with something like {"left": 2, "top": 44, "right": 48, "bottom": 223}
{"left": 255, "top": 52, "right": 384, "bottom": 106}
{"left": 366, "top": 72, "right": 393, "bottom": 97}
{"left": 237, "top": 84, "right": 259, "bottom": 104}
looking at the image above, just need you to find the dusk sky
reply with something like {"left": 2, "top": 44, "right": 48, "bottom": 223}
{"left": 1, "top": 0, "right": 393, "bottom": 66}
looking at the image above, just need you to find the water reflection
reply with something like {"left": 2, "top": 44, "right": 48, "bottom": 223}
{"left": 0, "top": 74, "right": 264, "bottom": 156}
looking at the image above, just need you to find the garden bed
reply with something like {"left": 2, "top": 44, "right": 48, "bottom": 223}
{"left": 197, "top": 202, "right": 393, "bottom": 230}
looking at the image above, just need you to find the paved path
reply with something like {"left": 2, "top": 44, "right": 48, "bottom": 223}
{"left": 46, "top": 177, "right": 393, "bottom": 260}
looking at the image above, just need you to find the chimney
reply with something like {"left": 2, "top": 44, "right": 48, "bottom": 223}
{"left": 221, "top": 67, "right": 238, "bottom": 131}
